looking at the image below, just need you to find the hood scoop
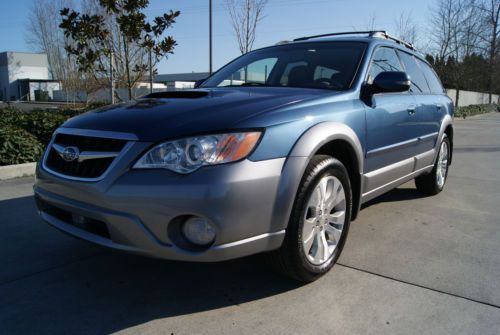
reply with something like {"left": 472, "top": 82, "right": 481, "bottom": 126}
{"left": 143, "top": 90, "right": 209, "bottom": 99}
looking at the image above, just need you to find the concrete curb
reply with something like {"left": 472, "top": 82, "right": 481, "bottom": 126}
{"left": 0, "top": 162, "right": 36, "bottom": 181}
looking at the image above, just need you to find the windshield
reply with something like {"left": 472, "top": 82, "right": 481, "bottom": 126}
{"left": 201, "top": 42, "right": 366, "bottom": 91}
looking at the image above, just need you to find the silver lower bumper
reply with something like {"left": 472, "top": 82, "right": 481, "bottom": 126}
{"left": 34, "top": 158, "right": 288, "bottom": 262}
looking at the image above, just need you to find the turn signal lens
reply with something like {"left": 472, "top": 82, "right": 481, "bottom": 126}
{"left": 214, "top": 132, "right": 261, "bottom": 162}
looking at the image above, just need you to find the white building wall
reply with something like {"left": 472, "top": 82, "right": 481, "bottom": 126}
{"left": 135, "top": 82, "right": 167, "bottom": 89}
{"left": 28, "top": 81, "right": 61, "bottom": 101}
{"left": 9, "top": 65, "right": 48, "bottom": 82}
{"left": 173, "top": 81, "right": 195, "bottom": 89}
{"left": 53, "top": 87, "right": 155, "bottom": 103}
{"left": 446, "top": 89, "right": 500, "bottom": 107}
{"left": 0, "top": 52, "right": 50, "bottom": 101}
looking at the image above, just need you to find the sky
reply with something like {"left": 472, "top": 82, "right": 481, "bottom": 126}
{"left": 0, "top": 0, "right": 436, "bottom": 75}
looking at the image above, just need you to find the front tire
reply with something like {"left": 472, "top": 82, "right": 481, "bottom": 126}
{"left": 415, "top": 134, "right": 450, "bottom": 195}
{"left": 268, "top": 155, "right": 352, "bottom": 282}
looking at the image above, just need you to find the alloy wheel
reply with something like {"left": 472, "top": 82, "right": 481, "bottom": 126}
{"left": 436, "top": 141, "right": 449, "bottom": 188}
{"left": 301, "top": 175, "right": 346, "bottom": 265}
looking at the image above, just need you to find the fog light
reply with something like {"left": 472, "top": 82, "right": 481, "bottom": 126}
{"left": 182, "top": 216, "right": 216, "bottom": 246}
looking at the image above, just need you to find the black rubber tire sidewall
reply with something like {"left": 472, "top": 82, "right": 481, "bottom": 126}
{"left": 415, "top": 134, "right": 450, "bottom": 195}
{"left": 282, "top": 155, "right": 352, "bottom": 282}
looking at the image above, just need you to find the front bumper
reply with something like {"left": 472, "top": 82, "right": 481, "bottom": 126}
{"left": 34, "top": 156, "right": 287, "bottom": 262}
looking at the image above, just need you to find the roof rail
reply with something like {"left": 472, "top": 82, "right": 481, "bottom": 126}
{"left": 379, "top": 32, "right": 416, "bottom": 51}
{"left": 293, "top": 31, "right": 385, "bottom": 41}
{"left": 292, "top": 31, "right": 416, "bottom": 51}
{"left": 275, "top": 40, "right": 292, "bottom": 45}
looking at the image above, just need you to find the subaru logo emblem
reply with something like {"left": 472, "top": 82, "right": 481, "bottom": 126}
{"left": 61, "top": 146, "right": 80, "bottom": 162}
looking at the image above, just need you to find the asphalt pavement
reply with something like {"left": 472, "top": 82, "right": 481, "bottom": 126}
{"left": 1, "top": 113, "right": 499, "bottom": 334}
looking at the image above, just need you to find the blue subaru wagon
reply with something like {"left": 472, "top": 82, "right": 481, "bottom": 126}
{"left": 34, "top": 31, "right": 453, "bottom": 282}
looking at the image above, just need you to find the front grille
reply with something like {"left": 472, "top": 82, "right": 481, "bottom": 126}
{"left": 44, "top": 133, "right": 128, "bottom": 179}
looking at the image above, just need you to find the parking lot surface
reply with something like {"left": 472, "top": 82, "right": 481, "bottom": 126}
{"left": 1, "top": 113, "right": 499, "bottom": 334}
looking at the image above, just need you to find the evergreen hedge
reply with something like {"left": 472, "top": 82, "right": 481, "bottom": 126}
{"left": 0, "top": 106, "right": 88, "bottom": 166}
{"left": 455, "top": 104, "right": 499, "bottom": 119}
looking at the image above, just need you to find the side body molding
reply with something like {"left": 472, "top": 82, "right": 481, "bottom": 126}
{"left": 270, "top": 122, "right": 365, "bottom": 233}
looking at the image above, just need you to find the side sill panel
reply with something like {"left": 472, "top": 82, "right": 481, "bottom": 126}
{"left": 361, "top": 149, "right": 436, "bottom": 203}
{"left": 361, "top": 165, "right": 434, "bottom": 204}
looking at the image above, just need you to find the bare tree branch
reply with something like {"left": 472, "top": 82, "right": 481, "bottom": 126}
{"left": 476, "top": 0, "right": 500, "bottom": 102}
{"left": 225, "top": 0, "right": 269, "bottom": 54}
{"left": 394, "top": 11, "right": 419, "bottom": 46}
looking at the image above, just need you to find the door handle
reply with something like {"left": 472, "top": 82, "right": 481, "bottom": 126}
{"left": 435, "top": 103, "right": 442, "bottom": 111}
{"left": 407, "top": 105, "right": 416, "bottom": 115}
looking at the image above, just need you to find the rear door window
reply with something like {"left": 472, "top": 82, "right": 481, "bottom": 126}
{"left": 419, "top": 61, "right": 444, "bottom": 94}
{"left": 397, "top": 51, "right": 430, "bottom": 94}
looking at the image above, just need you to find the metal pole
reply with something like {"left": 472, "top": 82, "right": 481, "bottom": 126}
{"left": 149, "top": 47, "right": 153, "bottom": 94}
{"left": 209, "top": 0, "right": 213, "bottom": 75}
{"left": 110, "top": 50, "right": 115, "bottom": 104}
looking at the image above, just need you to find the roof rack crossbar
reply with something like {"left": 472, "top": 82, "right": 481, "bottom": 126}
{"left": 292, "top": 30, "right": 416, "bottom": 51}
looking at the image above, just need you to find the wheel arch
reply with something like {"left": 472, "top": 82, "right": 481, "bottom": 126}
{"left": 435, "top": 114, "right": 454, "bottom": 165}
{"left": 444, "top": 124, "right": 454, "bottom": 165}
{"left": 314, "top": 139, "right": 362, "bottom": 220}
{"left": 271, "top": 122, "right": 364, "bottom": 234}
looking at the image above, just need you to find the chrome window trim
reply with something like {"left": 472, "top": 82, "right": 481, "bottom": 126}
{"left": 41, "top": 128, "right": 137, "bottom": 182}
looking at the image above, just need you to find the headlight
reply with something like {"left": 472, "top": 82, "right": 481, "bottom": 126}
{"left": 133, "top": 132, "right": 262, "bottom": 174}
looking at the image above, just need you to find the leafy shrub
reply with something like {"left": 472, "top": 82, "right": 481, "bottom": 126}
{"left": 0, "top": 108, "right": 78, "bottom": 145}
{"left": 455, "top": 104, "right": 499, "bottom": 119}
{"left": 18, "top": 111, "right": 69, "bottom": 145}
{"left": 0, "top": 126, "right": 44, "bottom": 165}
{"left": 0, "top": 106, "right": 88, "bottom": 166}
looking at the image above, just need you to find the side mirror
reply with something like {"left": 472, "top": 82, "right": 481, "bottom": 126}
{"left": 194, "top": 78, "right": 207, "bottom": 88}
{"left": 372, "top": 71, "right": 411, "bottom": 93}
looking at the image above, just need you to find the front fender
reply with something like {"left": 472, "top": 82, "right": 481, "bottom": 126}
{"left": 269, "top": 122, "right": 364, "bottom": 233}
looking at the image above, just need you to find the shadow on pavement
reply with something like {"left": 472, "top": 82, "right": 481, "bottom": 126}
{"left": 0, "top": 195, "right": 301, "bottom": 334}
{"left": 453, "top": 145, "right": 500, "bottom": 153}
{"left": 1, "top": 185, "right": 438, "bottom": 334}
{"left": 361, "top": 185, "right": 428, "bottom": 209}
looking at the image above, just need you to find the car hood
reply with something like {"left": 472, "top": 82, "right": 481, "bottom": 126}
{"left": 62, "top": 87, "right": 332, "bottom": 142}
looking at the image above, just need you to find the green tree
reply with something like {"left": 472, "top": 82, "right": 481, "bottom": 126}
{"left": 60, "top": 0, "right": 180, "bottom": 100}
{"left": 462, "top": 53, "right": 490, "bottom": 92}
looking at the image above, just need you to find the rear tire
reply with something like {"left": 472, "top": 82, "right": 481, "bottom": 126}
{"left": 415, "top": 134, "right": 450, "bottom": 195}
{"left": 267, "top": 155, "right": 352, "bottom": 282}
